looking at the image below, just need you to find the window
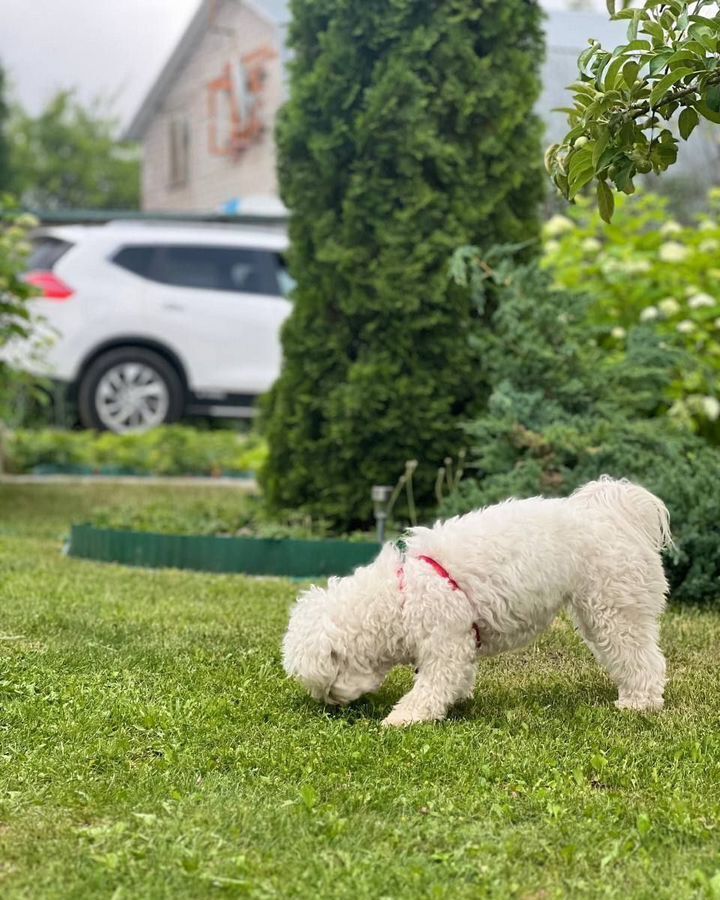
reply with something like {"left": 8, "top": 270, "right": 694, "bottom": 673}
{"left": 112, "top": 244, "right": 282, "bottom": 296}
{"left": 168, "top": 118, "right": 190, "bottom": 187}
{"left": 112, "top": 245, "right": 155, "bottom": 279}
{"left": 28, "top": 237, "right": 73, "bottom": 271}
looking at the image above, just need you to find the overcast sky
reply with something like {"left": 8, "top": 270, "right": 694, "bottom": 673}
{"left": 0, "top": 0, "right": 604, "bottom": 133}
{"left": 0, "top": 0, "right": 200, "bottom": 130}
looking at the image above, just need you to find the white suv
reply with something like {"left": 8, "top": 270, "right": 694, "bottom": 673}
{"left": 7, "top": 221, "right": 292, "bottom": 432}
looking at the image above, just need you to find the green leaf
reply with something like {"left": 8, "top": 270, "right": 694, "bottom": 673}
{"left": 606, "top": 0, "right": 615, "bottom": 15}
{"left": 299, "top": 784, "right": 317, "bottom": 810}
{"left": 678, "top": 106, "right": 700, "bottom": 141}
{"left": 579, "top": 41, "right": 601, "bottom": 75}
{"left": 544, "top": 143, "right": 560, "bottom": 175}
{"left": 592, "top": 129, "right": 611, "bottom": 169}
{"left": 597, "top": 180, "right": 615, "bottom": 223}
{"left": 649, "top": 50, "right": 673, "bottom": 76}
{"left": 649, "top": 67, "right": 694, "bottom": 108}
{"left": 623, "top": 60, "right": 640, "bottom": 88}
{"left": 627, "top": 10, "right": 643, "bottom": 41}
{"left": 689, "top": 23, "right": 717, "bottom": 53}
{"left": 568, "top": 147, "right": 595, "bottom": 199}
{"left": 706, "top": 84, "right": 720, "bottom": 113}
{"left": 695, "top": 97, "right": 720, "bottom": 123}
{"left": 621, "top": 40, "right": 652, "bottom": 53}
{"left": 666, "top": 48, "right": 704, "bottom": 66}
{"left": 642, "top": 20, "right": 665, "bottom": 42}
{"left": 604, "top": 56, "right": 626, "bottom": 91}
{"left": 636, "top": 813, "right": 652, "bottom": 837}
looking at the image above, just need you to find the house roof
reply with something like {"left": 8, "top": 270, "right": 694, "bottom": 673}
{"left": 124, "top": 4, "right": 625, "bottom": 143}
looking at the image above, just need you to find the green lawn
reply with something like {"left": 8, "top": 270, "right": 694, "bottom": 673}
{"left": 0, "top": 484, "right": 719, "bottom": 899}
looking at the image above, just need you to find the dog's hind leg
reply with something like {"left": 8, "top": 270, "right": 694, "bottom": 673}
{"left": 382, "top": 630, "right": 478, "bottom": 727}
{"left": 570, "top": 589, "right": 666, "bottom": 712}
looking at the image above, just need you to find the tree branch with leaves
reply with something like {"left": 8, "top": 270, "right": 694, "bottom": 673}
{"left": 546, "top": 0, "right": 720, "bottom": 221}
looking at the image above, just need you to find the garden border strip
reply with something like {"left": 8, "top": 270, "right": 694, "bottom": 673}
{"left": 31, "top": 465, "right": 254, "bottom": 479}
{"left": 67, "top": 524, "right": 380, "bottom": 578}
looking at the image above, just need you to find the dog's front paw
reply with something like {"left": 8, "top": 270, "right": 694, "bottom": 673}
{"left": 615, "top": 694, "right": 664, "bottom": 712}
{"left": 382, "top": 706, "right": 440, "bottom": 727}
{"left": 381, "top": 708, "right": 415, "bottom": 727}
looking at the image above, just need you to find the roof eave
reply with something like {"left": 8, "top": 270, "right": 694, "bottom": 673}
{"left": 123, "top": 0, "right": 212, "bottom": 142}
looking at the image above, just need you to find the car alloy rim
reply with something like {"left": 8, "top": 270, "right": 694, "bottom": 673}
{"left": 95, "top": 363, "right": 170, "bottom": 432}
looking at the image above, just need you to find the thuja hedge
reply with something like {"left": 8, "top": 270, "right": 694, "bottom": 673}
{"left": 262, "top": 0, "right": 545, "bottom": 529}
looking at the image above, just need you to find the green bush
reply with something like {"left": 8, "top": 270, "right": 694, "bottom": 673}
{"left": 89, "top": 495, "right": 376, "bottom": 542}
{"left": 262, "top": 0, "right": 545, "bottom": 529}
{"left": 2, "top": 426, "right": 267, "bottom": 477}
{"left": 0, "top": 200, "right": 37, "bottom": 425}
{"left": 443, "top": 417, "right": 720, "bottom": 605}
{"left": 544, "top": 190, "right": 720, "bottom": 441}
{"left": 444, "top": 250, "right": 720, "bottom": 604}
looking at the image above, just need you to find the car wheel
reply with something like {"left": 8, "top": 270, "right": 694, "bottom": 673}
{"left": 77, "top": 347, "right": 185, "bottom": 432}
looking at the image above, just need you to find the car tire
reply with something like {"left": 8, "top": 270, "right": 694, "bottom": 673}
{"left": 77, "top": 347, "right": 185, "bottom": 432}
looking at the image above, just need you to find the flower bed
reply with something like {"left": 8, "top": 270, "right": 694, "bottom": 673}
{"left": 543, "top": 190, "right": 720, "bottom": 442}
{"left": 1, "top": 426, "right": 267, "bottom": 477}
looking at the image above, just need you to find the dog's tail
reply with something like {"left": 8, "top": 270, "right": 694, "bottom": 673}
{"left": 570, "top": 476, "right": 673, "bottom": 553}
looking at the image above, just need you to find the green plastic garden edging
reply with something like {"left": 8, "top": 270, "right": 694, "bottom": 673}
{"left": 31, "top": 465, "right": 254, "bottom": 479}
{"left": 67, "top": 524, "right": 380, "bottom": 578}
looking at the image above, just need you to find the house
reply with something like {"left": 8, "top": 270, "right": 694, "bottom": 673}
{"left": 125, "top": 2, "right": 716, "bottom": 214}
{"left": 125, "top": 0, "right": 290, "bottom": 214}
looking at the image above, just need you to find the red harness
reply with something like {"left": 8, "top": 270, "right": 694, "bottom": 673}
{"left": 397, "top": 554, "right": 482, "bottom": 649}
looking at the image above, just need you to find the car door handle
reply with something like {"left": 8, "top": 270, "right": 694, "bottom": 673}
{"left": 162, "top": 302, "right": 185, "bottom": 312}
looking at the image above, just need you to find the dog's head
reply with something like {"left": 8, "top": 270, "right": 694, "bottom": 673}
{"left": 282, "top": 545, "right": 400, "bottom": 706}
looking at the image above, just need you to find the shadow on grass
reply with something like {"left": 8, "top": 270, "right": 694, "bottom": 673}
{"left": 288, "top": 675, "right": 625, "bottom": 728}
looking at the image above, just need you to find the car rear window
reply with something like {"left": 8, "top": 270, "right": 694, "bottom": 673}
{"left": 28, "top": 237, "right": 73, "bottom": 271}
{"left": 112, "top": 244, "right": 282, "bottom": 296}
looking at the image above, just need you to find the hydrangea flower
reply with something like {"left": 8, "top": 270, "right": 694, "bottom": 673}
{"left": 544, "top": 239, "right": 560, "bottom": 255}
{"left": 660, "top": 220, "right": 682, "bottom": 235}
{"left": 659, "top": 242, "right": 689, "bottom": 263}
{"left": 688, "top": 293, "right": 716, "bottom": 310}
{"left": 625, "top": 259, "right": 652, "bottom": 274}
{"left": 543, "top": 215, "right": 574, "bottom": 238}
{"left": 640, "top": 306, "right": 659, "bottom": 322}
{"left": 581, "top": 237, "right": 602, "bottom": 253}
{"left": 611, "top": 326, "right": 626, "bottom": 339}
{"left": 659, "top": 297, "right": 680, "bottom": 316}
{"left": 702, "top": 396, "right": 720, "bottom": 421}
{"left": 677, "top": 320, "right": 696, "bottom": 334}
{"left": 699, "top": 239, "right": 720, "bottom": 254}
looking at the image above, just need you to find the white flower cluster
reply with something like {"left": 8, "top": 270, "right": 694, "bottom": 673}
{"left": 543, "top": 215, "right": 574, "bottom": 238}
{"left": 703, "top": 396, "right": 720, "bottom": 421}
{"left": 687, "top": 292, "right": 716, "bottom": 310}
{"left": 601, "top": 258, "right": 651, "bottom": 276}
{"left": 658, "top": 242, "right": 689, "bottom": 263}
{"left": 658, "top": 297, "right": 680, "bottom": 316}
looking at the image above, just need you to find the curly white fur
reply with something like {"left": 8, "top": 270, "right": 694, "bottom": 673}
{"left": 282, "top": 477, "right": 671, "bottom": 726}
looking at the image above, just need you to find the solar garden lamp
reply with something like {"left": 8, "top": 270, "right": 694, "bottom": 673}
{"left": 371, "top": 485, "right": 393, "bottom": 544}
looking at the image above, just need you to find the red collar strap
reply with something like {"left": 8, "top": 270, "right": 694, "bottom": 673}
{"left": 416, "top": 554, "right": 462, "bottom": 591}
{"left": 396, "top": 554, "right": 481, "bottom": 648}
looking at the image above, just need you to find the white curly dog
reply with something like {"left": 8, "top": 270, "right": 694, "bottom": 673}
{"left": 283, "top": 477, "right": 672, "bottom": 726}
